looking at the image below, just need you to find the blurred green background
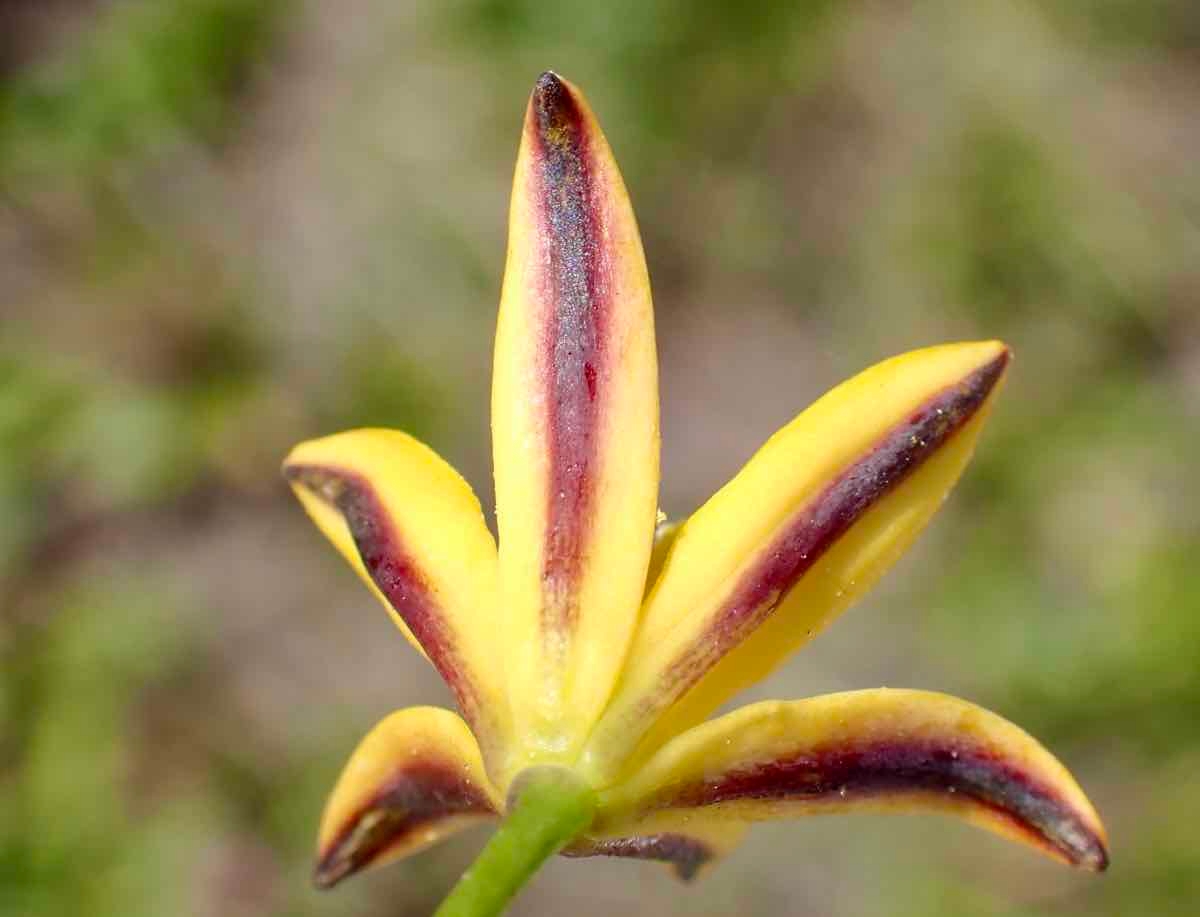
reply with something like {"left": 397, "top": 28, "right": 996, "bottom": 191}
{"left": 1, "top": 1, "right": 1197, "bottom": 915}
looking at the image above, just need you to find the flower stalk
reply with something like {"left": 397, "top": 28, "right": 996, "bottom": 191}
{"left": 433, "top": 769, "right": 596, "bottom": 917}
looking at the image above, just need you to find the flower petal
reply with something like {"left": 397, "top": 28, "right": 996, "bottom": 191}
{"left": 598, "top": 690, "right": 1108, "bottom": 872}
{"left": 492, "top": 72, "right": 659, "bottom": 765}
{"left": 565, "top": 812, "right": 749, "bottom": 881}
{"left": 583, "top": 342, "right": 1009, "bottom": 780}
{"left": 283, "top": 429, "right": 507, "bottom": 759}
{"left": 314, "top": 707, "right": 500, "bottom": 889}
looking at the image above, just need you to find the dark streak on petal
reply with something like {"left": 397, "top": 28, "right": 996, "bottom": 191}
{"left": 528, "top": 71, "right": 611, "bottom": 639}
{"left": 313, "top": 760, "right": 495, "bottom": 889}
{"left": 565, "top": 832, "right": 715, "bottom": 881}
{"left": 664, "top": 738, "right": 1107, "bottom": 871}
{"left": 665, "top": 350, "right": 1010, "bottom": 693}
{"left": 284, "top": 464, "right": 477, "bottom": 724}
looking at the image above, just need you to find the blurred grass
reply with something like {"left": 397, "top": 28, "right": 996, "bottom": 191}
{"left": 0, "top": 0, "right": 283, "bottom": 183}
{"left": 1, "top": 1, "right": 1198, "bottom": 915}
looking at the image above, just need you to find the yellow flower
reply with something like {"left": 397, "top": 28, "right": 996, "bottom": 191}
{"left": 283, "top": 72, "right": 1107, "bottom": 891}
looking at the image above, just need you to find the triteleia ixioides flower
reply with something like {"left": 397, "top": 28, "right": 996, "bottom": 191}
{"left": 282, "top": 71, "right": 1108, "bottom": 904}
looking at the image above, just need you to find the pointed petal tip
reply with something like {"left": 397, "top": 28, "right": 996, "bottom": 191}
{"left": 528, "top": 70, "right": 585, "bottom": 144}
{"left": 281, "top": 441, "right": 309, "bottom": 479}
{"left": 280, "top": 459, "right": 313, "bottom": 488}
{"left": 1059, "top": 816, "right": 1109, "bottom": 872}
{"left": 532, "top": 70, "right": 575, "bottom": 110}
{"left": 986, "top": 338, "right": 1012, "bottom": 365}
{"left": 976, "top": 340, "right": 1011, "bottom": 390}
{"left": 535, "top": 69, "right": 565, "bottom": 95}
{"left": 951, "top": 340, "right": 1010, "bottom": 404}
{"left": 1022, "top": 794, "right": 1107, "bottom": 872}
{"left": 930, "top": 339, "right": 1010, "bottom": 429}
{"left": 1081, "top": 838, "right": 1110, "bottom": 873}
{"left": 311, "top": 852, "right": 349, "bottom": 891}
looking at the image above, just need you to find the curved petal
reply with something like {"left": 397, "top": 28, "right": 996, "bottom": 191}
{"left": 565, "top": 812, "right": 749, "bottom": 881}
{"left": 492, "top": 72, "right": 659, "bottom": 768}
{"left": 314, "top": 707, "right": 501, "bottom": 889}
{"left": 283, "top": 429, "right": 507, "bottom": 758}
{"left": 598, "top": 690, "right": 1108, "bottom": 872}
{"left": 583, "top": 342, "right": 1009, "bottom": 781}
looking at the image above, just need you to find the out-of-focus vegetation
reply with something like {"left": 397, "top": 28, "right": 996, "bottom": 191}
{"left": 1, "top": 1, "right": 1196, "bottom": 914}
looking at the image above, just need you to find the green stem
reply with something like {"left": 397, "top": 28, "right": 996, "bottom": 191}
{"left": 433, "top": 767, "right": 596, "bottom": 917}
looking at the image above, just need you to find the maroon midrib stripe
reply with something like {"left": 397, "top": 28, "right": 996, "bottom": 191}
{"left": 285, "top": 465, "right": 477, "bottom": 722}
{"left": 661, "top": 738, "right": 1106, "bottom": 869}
{"left": 528, "top": 72, "right": 612, "bottom": 637}
{"left": 664, "top": 351, "right": 1009, "bottom": 692}
{"left": 566, "top": 832, "right": 716, "bottom": 881}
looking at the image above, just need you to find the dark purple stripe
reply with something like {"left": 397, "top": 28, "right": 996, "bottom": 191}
{"left": 662, "top": 739, "right": 1106, "bottom": 870}
{"left": 565, "top": 832, "right": 715, "bottom": 881}
{"left": 528, "top": 71, "right": 612, "bottom": 635}
{"left": 285, "top": 465, "right": 477, "bottom": 723}
{"left": 314, "top": 759, "right": 495, "bottom": 888}
{"left": 665, "top": 351, "right": 1010, "bottom": 693}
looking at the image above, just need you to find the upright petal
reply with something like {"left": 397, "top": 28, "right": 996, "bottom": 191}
{"left": 583, "top": 343, "right": 1009, "bottom": 781}
{"left": 283, "top": 429, "right": 507, "bottom": 760}
{"left": 492, "top": 72, "right": 659, "bottom": 768}
{"left": 314, "top": 707, "right": 501, "bottom": 888}
{"left": 599, "top": 691, "right": 1108, "bottom": 872}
